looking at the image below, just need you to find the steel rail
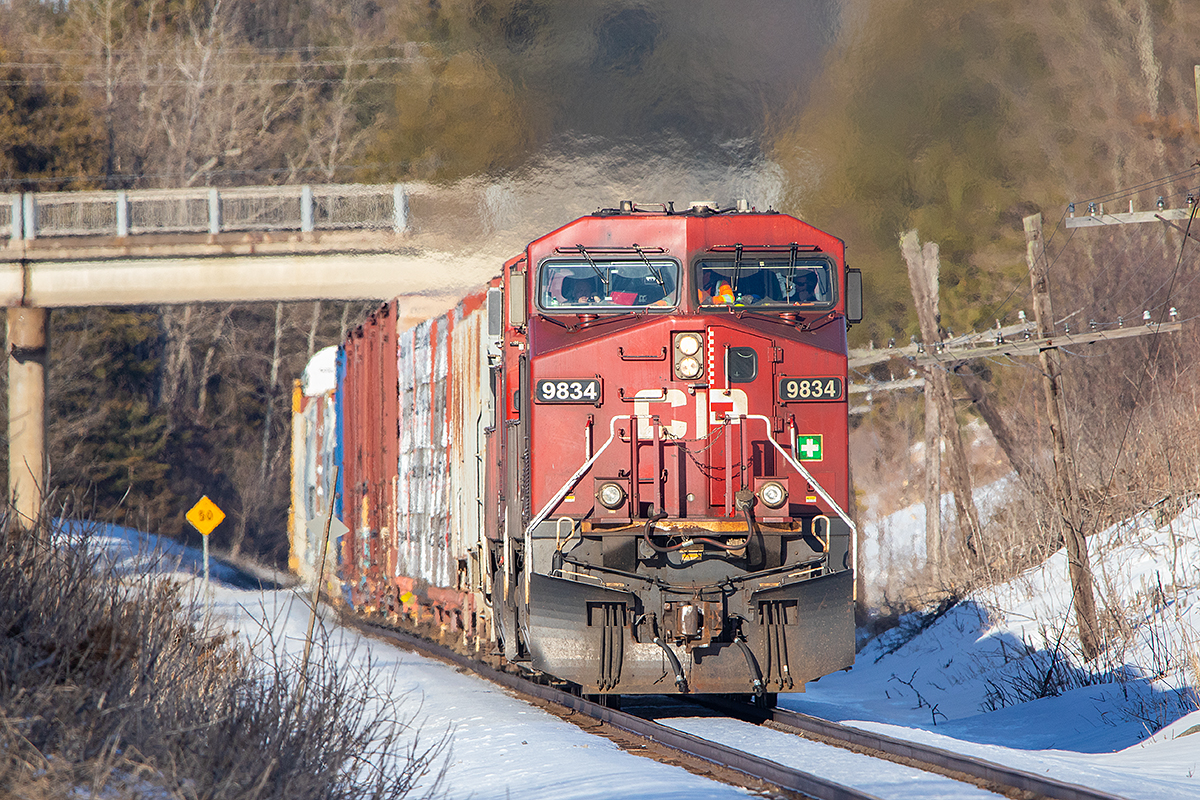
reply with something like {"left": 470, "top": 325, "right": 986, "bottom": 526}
{"left": 352, "top": 617, "right": 883, "bottom": 800}
{"left": 770, "top": 707, "right": 1130, "bottom": 800}
{"left": 696, "top": 697, "right": 1129, "bottom": 800}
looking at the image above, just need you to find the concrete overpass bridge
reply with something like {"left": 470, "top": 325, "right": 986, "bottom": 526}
{"left": 1, "top": 182, "right": 513, "bottom": 523}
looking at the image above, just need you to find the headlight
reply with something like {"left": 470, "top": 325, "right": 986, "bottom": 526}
{"left": 674, "top": 332, "right": 705, "bottom": 380}
{"left": 598, "top": 482, "right": 627, "bottom": 510}
{"left": 757, "top": 481, "right": 788, "bottom": 509}
{"left": 676, "top": 332, "right": 702, "bottom": 356}
{"left": 676, "top": 356, "right": 703, "bottom": 380}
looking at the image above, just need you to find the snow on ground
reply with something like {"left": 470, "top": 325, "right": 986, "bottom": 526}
{"left": 73, "top": 490, "right": 1200, "bottom": 799}
{"left": 779, "top": 483, "right": 1200, "bottom": 799}
{"left": 208, "top": 587, "right": 755, "bottom": 800}
{"left": 70, "top": 521, "right": 752, "bottom": 798}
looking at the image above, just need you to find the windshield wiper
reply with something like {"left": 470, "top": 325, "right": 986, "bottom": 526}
{"left": 573, "top": 244, "right": 610, "bottom": 292}
{"left": 732, "top": 243, "right": 743, "bottom": 292}
{"left": 633, "top": 244, "right": 667, "bottom": 293}
{"left": 785, "top": 242, "right": 798, "bottom": 298}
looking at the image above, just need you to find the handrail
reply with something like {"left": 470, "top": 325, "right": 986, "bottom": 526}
{"left": 5, "top": 183, "right": 409, "bottom": 240}
{"left": 617, "top": 346, "right": 667, "bottom": 361}
{"left": 617, "top": 388, "right": 668, "bottom": 402}
{"left": 741, "top": 414, "right": 857, "bottom": 598}
{"left": 524, "top": 415, "right": 632, "bottom": 603}
{"left": 739, "top": 414, "right": 856, "bottom": 535}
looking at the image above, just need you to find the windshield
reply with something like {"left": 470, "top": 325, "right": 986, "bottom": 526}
{"left": 538, "top": 259, "right": 679, "bottom": 311}
{"left": 697, "top": 258, "right": 835, "bottom": 308}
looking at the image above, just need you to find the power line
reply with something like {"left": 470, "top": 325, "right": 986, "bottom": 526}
{"left": 0, "top": 161, "right": 405, "bottom": 189}
{"left": 1102, "top": 201, "right": 1197, "bottom": 494}
{"left": 1071, "top": 164, "right": 1200, "bottom": 205}
{"left": 13, "top": 43, "right": 427, "bottom": 57}
{"left": 2, "top": 56, "right": 421, "bottom": 70}
{"left": 0, "top": 77, "right": 411, "bottom": 87}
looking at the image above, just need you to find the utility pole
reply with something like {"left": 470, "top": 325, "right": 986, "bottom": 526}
{"left": 857, "top": 212, "right": 1180, "bottom": 648}
{"left": 1024, "top": 213, "right": 1100, "bottom": 661}
{"left": 901, "top": 231, "right": 983, "bottom": 565}
{"left": 903, "top": 235, "right": 942, "bottom": 568}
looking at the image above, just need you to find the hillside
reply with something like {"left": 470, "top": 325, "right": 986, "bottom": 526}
{"left": 772, "top": 0, "right": 1200, "bottom": 344}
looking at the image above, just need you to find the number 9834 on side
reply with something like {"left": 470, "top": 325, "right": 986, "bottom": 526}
{"left": 534, "top": 378, "right": 601, "bottom": 404}
{"left": 778, "top": 376, "right": 844, "bottom": 402}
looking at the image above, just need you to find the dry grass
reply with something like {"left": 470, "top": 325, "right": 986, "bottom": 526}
{"left": 0, "top": 514, "right": 449, "bottom": 800}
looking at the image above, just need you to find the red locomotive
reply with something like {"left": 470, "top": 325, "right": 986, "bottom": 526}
{"left": 291, "top": 200, "right": 862, "bottom": 703}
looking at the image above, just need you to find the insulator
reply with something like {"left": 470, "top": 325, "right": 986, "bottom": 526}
{"left": 1157, "top": 196, "right": 1166, "bottom": 211}
{"left": 1089, "top": 319, "right": 1097, "bottom": 330}
{"left": 1170, "top": 307, "right": 1178, "bottom": 322}
{"left": 1117, "top": 316, "right": 1124, "bottom": 328}
{"left": 887, "top": 338, "right": 895, "bottom": 348}
{"left": 1088, "top": 202, "right": 1098, "bottom": 215}
{"left": 1143, "top": 310, "right": 1152, "bottom": 325}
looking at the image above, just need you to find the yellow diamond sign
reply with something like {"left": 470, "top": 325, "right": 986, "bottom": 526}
{"left": 186, "top": 495, "right": 226, "bottom": 536}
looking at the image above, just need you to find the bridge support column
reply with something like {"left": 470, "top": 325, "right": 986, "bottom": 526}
{"left": 7, "top": 306, "right": 48, "bottom": 525}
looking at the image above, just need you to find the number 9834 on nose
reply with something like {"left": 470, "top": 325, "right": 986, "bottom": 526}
{"left": 778, "top": 376, "right": 844, "bottom": 402}
{"left": 534, "top": 378, "right": 602, "bottom": 404}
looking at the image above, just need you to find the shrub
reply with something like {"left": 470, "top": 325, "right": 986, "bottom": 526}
{"left": 0, "top": 514, "right": 448, "bottom": 799}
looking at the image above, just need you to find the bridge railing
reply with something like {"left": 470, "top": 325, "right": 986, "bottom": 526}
{"left": 4, "top": 184, "right": 410, "bottom": 240}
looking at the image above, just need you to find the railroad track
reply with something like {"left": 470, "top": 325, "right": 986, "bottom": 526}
{"left": 349, "top": 614, "right": 1129, "bottom": 800}
{"left": 685, "top": 695, "right": 1131, "bottom": 800}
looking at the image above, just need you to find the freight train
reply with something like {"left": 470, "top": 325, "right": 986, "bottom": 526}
{"left": 291, "top": 200, "right": 862, "bottom": 704}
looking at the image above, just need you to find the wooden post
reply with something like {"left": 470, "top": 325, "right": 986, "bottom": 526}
{"left": 901, "top": 231, "right": 983, "bottom": 565}
{"left": 1194, "top": 65, "right": 1200, "bottom": 136}
{"left": 923, "top": 399, "right": 942, "bottom": 565}
{"left": 915, "top": 255, "right": 943, "bottom": 567}
{"left": 1024, "top": 213, "right": 1100, "bottom": 660}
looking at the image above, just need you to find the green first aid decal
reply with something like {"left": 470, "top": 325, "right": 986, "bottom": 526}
{"left": 796, "top": 435, "right": 823, "bottom": 461}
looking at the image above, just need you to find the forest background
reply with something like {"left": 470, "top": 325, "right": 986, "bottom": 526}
{"left": 2, "top": 0, "right": 1200, "bottom": 581}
